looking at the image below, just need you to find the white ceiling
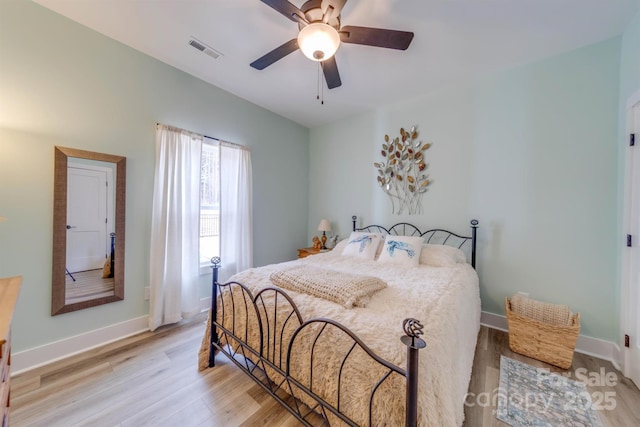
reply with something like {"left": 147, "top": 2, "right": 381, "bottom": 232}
{"left": 34, "top": 0, "right": 640, "bottom": 128}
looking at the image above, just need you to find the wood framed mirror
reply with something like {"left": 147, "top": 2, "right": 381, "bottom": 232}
{"left": 52, "top": 146, "right": 126, "bottom": 315}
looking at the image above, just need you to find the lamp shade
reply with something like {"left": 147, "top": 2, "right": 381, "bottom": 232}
{"left": 317, "top": 219, "right": 331, "bottom": 232}
{"left": 297, "top": 23, "right": 340, "bottom": 61}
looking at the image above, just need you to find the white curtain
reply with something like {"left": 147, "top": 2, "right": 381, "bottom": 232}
{"left": 218, "top": 140, "right": 253, "bottom": 282}
{"left": 149, "top": 124, "right": 203, "bottom": 331}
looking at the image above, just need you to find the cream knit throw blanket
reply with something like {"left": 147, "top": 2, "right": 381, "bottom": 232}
{"left": 269, "top": 265, "right": 387, "bottom": 308}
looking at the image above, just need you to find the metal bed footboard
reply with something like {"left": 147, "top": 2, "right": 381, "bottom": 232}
{"left": 207, "top": 257, "right": 425, "bottom": 426}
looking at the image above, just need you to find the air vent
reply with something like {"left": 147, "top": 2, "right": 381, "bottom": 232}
{"left": 188, "top": 37, "right": 222, "bottom": 59}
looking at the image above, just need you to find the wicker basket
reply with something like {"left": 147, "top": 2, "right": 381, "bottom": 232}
{"left": 506, "top": 296, "right": 580, "bottom": 369}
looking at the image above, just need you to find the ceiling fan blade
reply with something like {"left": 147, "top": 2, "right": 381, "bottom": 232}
{"left": 322, "top": 56, "right": 342, "bottom": 89}
{"left": 321, "top": 0, "right": 347, "bottom": 19}
{"left": 339, "top": 25, "right": 414, "bottom": 50}
{"left": 260, "top": 0, "right": 306, "bottom": 22}
{"left": 250, "top": 39, "right": 299, "bottom": 70}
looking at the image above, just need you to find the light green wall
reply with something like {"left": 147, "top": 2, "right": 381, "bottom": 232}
{"left": 310, "top": 38, "right": 621, "bottom": 341}
{"left": 0, "top": 0, "right": 309, "bottom": 353}
{"left": 619, "top": 12, "right": 640, "bottom": 102}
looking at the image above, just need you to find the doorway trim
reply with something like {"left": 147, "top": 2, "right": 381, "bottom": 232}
{"left": 67, "top": 160, "right": 115, "bottom": 261}
{"left": 621, "top": 89, "right": 640, "bottom": 383}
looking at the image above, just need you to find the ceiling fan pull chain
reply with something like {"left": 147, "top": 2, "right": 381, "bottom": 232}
{"left": 318, "top": 61, "right": 324, "bottom": 105}
{"left": 317, "top": 61, "right": 321, "bottom": 101}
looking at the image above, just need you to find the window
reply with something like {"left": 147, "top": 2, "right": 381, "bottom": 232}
{"left": 200, "top": 142, "right": 220, "bottom": 267}
{"left": 151, "top": 124, "right": 252, "bottom": 330}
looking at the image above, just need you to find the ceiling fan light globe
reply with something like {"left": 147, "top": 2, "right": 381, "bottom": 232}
{"left": 298, "top": 22, "right": 340, "bottom": 62}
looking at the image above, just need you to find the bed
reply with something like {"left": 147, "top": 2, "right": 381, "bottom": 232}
{"left": 198, "top": 216, "right": 481, "bottom": 426}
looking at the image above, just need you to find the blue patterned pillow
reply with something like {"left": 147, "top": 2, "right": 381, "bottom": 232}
{"left": 341, "top": 232, "right": 383, "bottom": 260}
{"left": 377, "top": 235, "right": 424, "bottom": 267}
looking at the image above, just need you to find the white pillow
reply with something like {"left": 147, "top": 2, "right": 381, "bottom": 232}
{"left": 377, "top": 235, "right": 424, "bottom": 267}
{"left": 419, "top": 244, "right": 467, "bottom": 266}
{"left": 341, "top": 232, "right": 383, "bottom": 260}
{"left": 332, "top": 238, "right": 349, "bottom": 253}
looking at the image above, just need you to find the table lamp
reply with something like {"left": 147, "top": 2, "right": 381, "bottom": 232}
{"left": 317, "top": 219, "right": 331, "bottom": 250}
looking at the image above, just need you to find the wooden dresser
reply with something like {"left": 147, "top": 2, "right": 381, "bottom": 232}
{"left": 0, "top": 276, "right": 21, "bottom": 427}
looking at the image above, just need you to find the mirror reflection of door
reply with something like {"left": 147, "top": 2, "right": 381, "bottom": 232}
{"left": 65, "top": 160, "right": 115, "bottom": 304}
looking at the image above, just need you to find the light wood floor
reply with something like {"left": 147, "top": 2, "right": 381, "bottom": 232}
{"left": 10, "top": 313, "right": 640, "bottom": 426}
{"left": 65, "top": 269, "right": 114, "bottom": 305}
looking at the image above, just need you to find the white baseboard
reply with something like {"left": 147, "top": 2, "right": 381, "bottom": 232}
{"left": 480, "top": 311, "right": 509, "bottom": 332}
{"left": 480, "top": 311, "right": 620, "bottom": 368}
{"left": 11, "top": 316, "right": 149, "bottom": 375}
{"left": 200, "top": 296, "right": 212, "bottom": 312}
{"left": 12, "top": 297, "right": 215, "bottom": 376}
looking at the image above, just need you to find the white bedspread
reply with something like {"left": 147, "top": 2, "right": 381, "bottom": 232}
{"left": 200, "top": 249, "right": 481, "bottom": 426}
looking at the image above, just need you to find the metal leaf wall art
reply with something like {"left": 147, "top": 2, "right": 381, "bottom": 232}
{"left": 374, "top": 126, "right": 432, "bottom": 214}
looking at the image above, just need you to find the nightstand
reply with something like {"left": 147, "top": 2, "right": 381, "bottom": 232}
{"left": 297, "top": 247, "right": 330, "bottom": 258}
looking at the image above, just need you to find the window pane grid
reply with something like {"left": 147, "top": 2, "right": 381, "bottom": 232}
{"left": 200, "top": 143, "right": 220, "bottom": 265}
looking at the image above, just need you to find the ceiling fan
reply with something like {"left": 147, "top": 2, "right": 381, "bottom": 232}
{"left": 250, "top": 0, "right": 414, "bottom": 89}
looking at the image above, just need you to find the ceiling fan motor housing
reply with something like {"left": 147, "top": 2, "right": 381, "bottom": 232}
{"left": 298, "top": 0, "right": 341, "bottom": 31}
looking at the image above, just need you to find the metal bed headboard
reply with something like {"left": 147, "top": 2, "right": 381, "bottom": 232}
{"left": 352, "top": 216, "right": 479, "bottom": 268}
